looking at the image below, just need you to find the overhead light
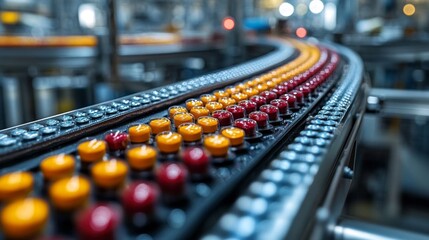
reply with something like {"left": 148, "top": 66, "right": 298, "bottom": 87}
{"left": 296, "top": 27, "right": 307, "bottom": 38}
{"left": 324, "top": 2, "right": 336, "bottom": 30}
{"left": 403, "top": 4, "right": 415, "bottom": 16}
{"left": 296, "top": 3, "right": 308, "bottom": 16}
{"left": 279, "top": 2, "right": 294, "bottom": 17}
{"left": 309, "top": 0, "right": 324, "bottom": 14}
{"left": 0, "top": 11, "right": 20, "bottom": 25}
{"left": 79, "top": 4, "right": 97, "bottom": 29}
{"left": 223, "top": 17, "right": 235, "bottom": 31}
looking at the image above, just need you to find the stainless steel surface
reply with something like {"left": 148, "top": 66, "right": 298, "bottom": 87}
{"left": 345, "top": 39, "right": 429, "bottom": 64}
{"left": 0, "top": 47, "right": 97, "bottom": 69}
{"left": 107, "top": 0, "right": 119, "bottom": 83}
{"left": 225, "top": 0, "right": 245, "bottom": 64}
{"left": 119, "top": 43, "right": 222, "bottom": 63}
{"left": 334, "top": 219, "right": 429, "bottom": 240}
{"left": 285, "top": 44, "right": 365, "bottom": 240}
{"left": 311, "top": 94, "right": 365, "bottom": 240}
{"left": 367, "top": 88, "right": 429, "bottom": 118}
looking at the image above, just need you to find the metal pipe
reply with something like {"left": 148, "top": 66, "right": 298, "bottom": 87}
{"left": 225, "top": 0, "right": 245, "bottom": 65}
{"left": 367, "top": 88, "right": 429, "bottom": 118}
{"left": 107, "top": 0, "right": 119, "bottom": 83}
{"left": 370, "top": 88, "right": 429, "bottom": 103}
{"left": 334, "top": 219, "right": 429, "bottom": 240}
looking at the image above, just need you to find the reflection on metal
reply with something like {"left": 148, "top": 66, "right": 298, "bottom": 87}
{"left": 1, "top": 77, "right": 21, "bottom": 127}
{"left": 334, "top": 219, "right": 429, "bottom": 240}
{"left": 225, "top": 0, "right": 245, "bottom": 65}
{"left": 107, "top": 0, "right": 119, "bottom": 84}
{"left": 367, "top": 88, "right": 429, "bottom": 118}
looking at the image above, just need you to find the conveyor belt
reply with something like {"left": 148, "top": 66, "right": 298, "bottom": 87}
{"left": 203, "top": 43, "right": 365, "bottom": 240}
{"left": 0, "top": 38, "right": 364, "bottom": 240}
{"left": 0, "top": 38, "right": 295, "bottom": 164}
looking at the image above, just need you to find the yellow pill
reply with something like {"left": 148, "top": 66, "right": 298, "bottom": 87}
{"left": 77, "top": 140, "right": 106, "bottom": 163}
{"left": 128, "top": 124, "right": 151, "bottom": 143}
{"left": 49, "top": 176, "right": 91, "bottom": 210}
{"left": 0, "top": 172, "right": 33, "bottom": 201}
{"left": 91, "top": 160, "right": 128, "bottom": 189}
{"left": 41, "top": 154, "right": 75, "bottom": 181}
{"left": 1, "top": 198, "right": 49, "bottom": 239}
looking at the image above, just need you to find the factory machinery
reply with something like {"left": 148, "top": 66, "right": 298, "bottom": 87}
{"left": 0, "top": 37, "right": 366, "bottom": 239}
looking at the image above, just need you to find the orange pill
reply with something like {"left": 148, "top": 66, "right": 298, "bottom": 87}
{"left": 245, "top": 80, "right": 257, "bottom": 88}
{"left": 266, "top": 80, "right": 276, "bottom": 89}
{"left": 49, "top": 176, "right": 90, "bottom": 210}
{"left": 190, "top": 106, "right": 210, "bottom": 119}
{"left": 168, "top": 106, "right": 187, "bottom": 119}
{"left": 204, "top": 135, "right": 230, "bottom": 157}
{"left": 213, "top": 90, "right": 230, "bottom": 99}
{"left": 91, "top": 159, "right": 128, "bottom": 189}
{"left": 197, "top": 117, "right": 219, "bottom": 133}
{"left": 149, "top": 118, "right": 171, "bottom": 135}
{"left": 225, "top": 86, "right": 241, "bottom": 95}
{"left": 205, "top": 102, "right": 224, "bottom": 113}
{"left": 231, "top": 92, "right": 248, "bottom": 102}
{"left": 77, "top": 140, "right": 106, "bottom": 163}
{"left": 242, "top": 88, "right": 259, "bottom": 97}
{"left": 156, "top": 131, "right": 182, "bottom": 153}
{"left": 185, "top": 99, "right": 204, "bottom": 111}
{"left": 272, "top": 77, "right": 283, "bottom": 85}
{"left": 127, "top": 145, "right": 157, "bottom": 170}
{"left": 128, "top": 124, "right": 151, "bottom": 143}
{"left": 178, "top": 123, "right": 203, "bottom": 142}
{"left": 255, "top": 84, "right": 268, "bottom": 92}
{"left": 41, "top": 154, "right": 75, "bottom": 181}
{"left": 173, "top": 112, "right": 194, "bottom": 128}
{"left": 235, "top": 83, "right": 247, "bottom": 91}
{"left": 221, "top": 127, "right": 245, "bottom": 146}
{"left": 0, "top": 172, "right": 33, "bottom": 201}
{"left": 218, "top": 97, "right": 236, "bottom": 108}
{"left": 200, "top": 94, "right": 217, "bottom": 105}
{"left": 1, "top": 198, "right": 49, "bottom": 239}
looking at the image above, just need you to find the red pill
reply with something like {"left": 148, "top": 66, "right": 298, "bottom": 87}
{"left": 270, "top": 99, "right": 289, "bottom": 114}
{"left": 212, "top": 110, "right": 233, "bottom": 127}
{"left": 122, "top": 181, "right": 158, "bottom": 214}
{"left": 305, "top": 80, "right": 317, "bottom": 90}
{"left": 226, "top": 105, "right": 245, "bottom": 120}
{"left": 260, "top": 105, "right": 280, "bottom": 121}
{"left": 289, "top": 90, "right": 304, "bottom": 104}
{"left": 273, "top": 85, "right": 288, "bottom": 96}
{"left": 105, "top": 131, "right": 129, "bottom": 151}
{"left": 238, "top": 100, "right": 257, "bottom": 115}
{"left": 156, "top": 163, "right": 187, "bottom": 195}
{"left": 249, "top": 96, "right": 267, "bottom": 108}
{"left": 286, "top": 81, "right": 297, "bottom": 90}
{"left": 77, "top": 204, "right": 119, "bottom": 240}
{"left": 320, "top": 69, "right": 330, "bottom": 79}
{"left": 249, "top": 111, "right": 269, "bottom": 128}
{"left": 280, "top": 94, "right": 298, "bottom": 109}
{"left": 182, "top": 147, "right": 209, "bottom": 175}
{"left": 293, "top": 75, "right": 305, "bottom": 85}
{"left": 234, "top": 118, "right": 258, "bottom": 137}
{"left": 298, "top": 86, "right": 311, "bottom": 98}
{"left": 259, "top": 91, "right": 277, "bottom": 103}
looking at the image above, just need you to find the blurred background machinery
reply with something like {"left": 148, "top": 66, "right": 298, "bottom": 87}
{"left": 1, "top": 0, "right": 429, "bottom": 239}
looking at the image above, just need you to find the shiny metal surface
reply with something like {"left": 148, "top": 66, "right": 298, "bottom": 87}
{"left": 367, "top": 88, "right": 429, "bottom": 118}
{"left": 334, "top": 219, "right": 429, "bottom": 240}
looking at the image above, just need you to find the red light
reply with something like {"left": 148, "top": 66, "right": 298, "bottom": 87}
{"left": 296, "top": 27, "right": 307, "bottom": 38}
{"left": 223, "top": 17, "right": 235, "bottom": 30}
